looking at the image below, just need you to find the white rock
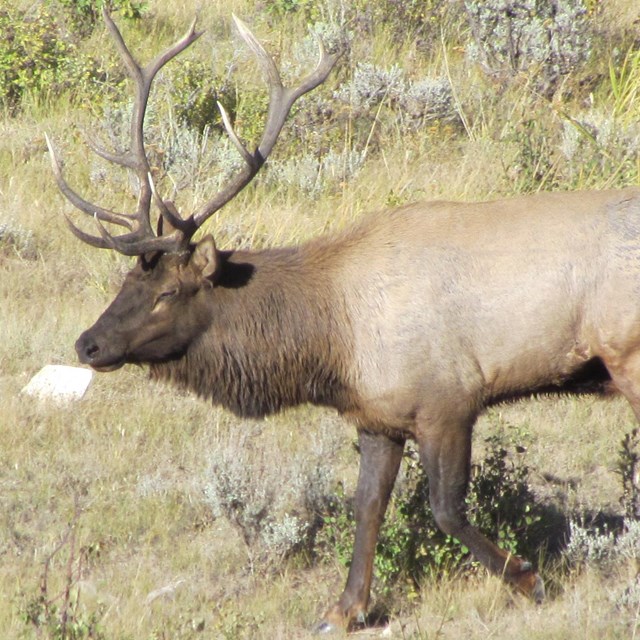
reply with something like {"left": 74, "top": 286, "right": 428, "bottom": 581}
{"left": 22, "top": 365, "right": 93, "bottom": 404}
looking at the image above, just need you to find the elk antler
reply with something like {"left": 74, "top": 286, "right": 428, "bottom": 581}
{"left": 46, "top": 9, "right": 339, "bottom": 256}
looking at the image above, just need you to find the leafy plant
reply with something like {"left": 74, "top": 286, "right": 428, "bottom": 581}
{"left": 169, "top": 60, "right": 229, "bottom": 135}
{"left": 617, "top": 428, "right": 640, "bottom": 521}
{"left": 21, "top": 511, "right": 107, "bottom": 640}
{"left": 265, "top": 0, "right": 316, "bottom": 19}
{"left": 0, "top": 4, "right": 76, "bottom": 112}
{"left": 468, "top": 435, "right": 542, "bottom": 560}
{"left": 313, "top": 481, "right": 355, "bottom": 571}
{"left": 316, "top": 434, "right": 544, "bottom": 596}
{"left": 54, "top": 0, "right": 147, "bottom": 36}
{"left": 0, "top": 0, "right": 140, "bottom": 114}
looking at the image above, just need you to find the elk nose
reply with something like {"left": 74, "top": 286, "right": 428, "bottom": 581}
{"left": 75, "top": 333, "right": 100, "bottom": 364}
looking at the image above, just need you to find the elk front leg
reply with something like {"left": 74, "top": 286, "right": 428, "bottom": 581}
{"left": 418, "top": 415, "right": 545, "bottom": 602}
{"left": 316, "top": 430, "right": 405, "bottom": 634}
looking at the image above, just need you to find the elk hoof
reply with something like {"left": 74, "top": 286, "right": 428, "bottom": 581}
{"left": 313, "top": 620, "right": 339, "bottom": 635}
{"left": 313, "top": 606, "right": 366, "bottom": 634}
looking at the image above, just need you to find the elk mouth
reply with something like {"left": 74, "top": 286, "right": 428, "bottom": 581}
{"left": 90, "top": 360, "right": 126, "bottom": 373}
{"left": 80, "top": 352, "right": 126, "bottom": 373}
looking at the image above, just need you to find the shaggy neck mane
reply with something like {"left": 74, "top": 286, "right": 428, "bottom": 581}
{"left": 149, "top": 246, "right": 354, "bottom": 418}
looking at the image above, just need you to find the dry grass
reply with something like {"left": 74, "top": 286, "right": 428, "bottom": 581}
{"left": 2, "top": 0, "right": 640, "bottom": 638}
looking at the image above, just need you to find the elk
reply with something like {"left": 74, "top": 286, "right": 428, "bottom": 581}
{"left": 48, "top": 8, "right": 640, "bottom": 635}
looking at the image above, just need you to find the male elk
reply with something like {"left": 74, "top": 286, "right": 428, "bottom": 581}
{"left": 48, "top": 8, "right": 640, "bottom": 634}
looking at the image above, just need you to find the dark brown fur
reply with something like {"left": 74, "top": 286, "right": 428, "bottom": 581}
{"left": 148, "top": 248, "right": 357, "bottom": 418}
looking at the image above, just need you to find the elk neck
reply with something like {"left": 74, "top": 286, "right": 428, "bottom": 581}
{"left": 150, "top": 243, "right": 357, "bottom": 418}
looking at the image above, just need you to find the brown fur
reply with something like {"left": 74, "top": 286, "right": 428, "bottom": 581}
{"left": 148, "top": 248, "right": 357, "bottom": 417}
{"left": 75, "top": 186, "right": 640, "bottom": 631}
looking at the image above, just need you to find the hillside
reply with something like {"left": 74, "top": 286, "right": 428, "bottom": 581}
{"left": 1, "top": 1, "right": 639, "bottom": 638}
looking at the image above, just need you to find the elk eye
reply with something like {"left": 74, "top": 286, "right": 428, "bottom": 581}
{"left": 154, "top": 288, "right": 178, "bottom": 306}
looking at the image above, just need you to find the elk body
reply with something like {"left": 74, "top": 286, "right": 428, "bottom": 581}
{"left": 48, "top": 10, "right": 640, "bottom": 634}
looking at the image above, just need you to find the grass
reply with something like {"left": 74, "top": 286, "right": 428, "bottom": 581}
{"left": 2, "top": 0, "right": 640, "bottom": 638}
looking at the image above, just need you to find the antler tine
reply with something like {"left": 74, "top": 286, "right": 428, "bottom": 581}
{"left": 149, "top": 172, "right": 196, "bottom": 236}
{"left": 51, "top": 13, "right": 337, "bottom": 256}
{"left": 48, "top": 11, "right": 203, "bottom": 256}
{"left": 217, "top": 100, "right": 256, "bottom": 168}
{"left": 191, "top": 16, "right": 339, "bottom": 228}
{"left": 46, "top": 133, "right": 135, "bottom": 232}
{"left": 102, "top": 8, "right": 201, "bottom": 169}
{"left": 101, "top": 7, "right": 203, "bottom": 242}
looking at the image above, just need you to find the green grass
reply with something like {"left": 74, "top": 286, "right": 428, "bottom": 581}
{"left": 2, "top": 0, "right": 640, "bottom": 638}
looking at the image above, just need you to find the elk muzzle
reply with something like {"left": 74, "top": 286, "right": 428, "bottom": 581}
{"left": 75, "top": 329, "right": 126, "bottom": 372}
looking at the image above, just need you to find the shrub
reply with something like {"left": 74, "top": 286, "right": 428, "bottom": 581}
{"left": 54, "top": 0, "right": 147, "bottom": 37}
{"left": 168, "top": 59, "right": 231, "bottom": 135}
{"left": 617, "top": 428, "right": 640, "bottom": 521}
{"left": 0, "top": 219, "right": 38, "bottom": 261}
{"left": 564, "top": 518, "right": 640, "bottom": 569}
{"left": 464, "top": 0, "right": 593, "bottom": 95}
{"left": 0, "top": 0, "right": 145, "bottom": 114}
{"left": 0, "top": 4, "right": 77, "bottom": 112}
{"left": 559, "top": 110, "right": 640, "bottom": 189}
{"left": 333, "top": 61, "right": 457, "bottom": 154}
{"left": 335, "top": 62, "right": 455, "bottom": 120}
{"left": 316, "top": 434, "right": 544, "bottom": 596}
{"left": 563, "top": 428, "right": 640, "bottom": 610}
{"left": 204, "top": 422, "right": 339, "bottom": 568}
{"left": 266, "top": 148, "right": 366, "bottom": 197}
{"left": 345, "top": 0, "right": 458, "bottom": 51}
{"left": 503, "top": 116, "right": 559, "bottom": 193}
{"left": 205, "top": 427, "right": 545, "bottom": 594}
{"left": 335, "top": 62, "right": 406, "bottom": 112}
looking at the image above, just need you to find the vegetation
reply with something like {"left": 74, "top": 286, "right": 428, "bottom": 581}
{"left": 315, "top": 433, "right": 546, "bottom": 600}
{"left": 1, "top": 0, "right": 640, "bottom": 637}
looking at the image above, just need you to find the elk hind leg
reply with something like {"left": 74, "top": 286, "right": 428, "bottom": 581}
{"left": 603, "top": 350, "right": 640, "bottom": 421}
{"left": 418, "top": 414, "right": 545, "bottom": 602}
{"left": 316, "top": 430, "right": 405, "bottom": 633}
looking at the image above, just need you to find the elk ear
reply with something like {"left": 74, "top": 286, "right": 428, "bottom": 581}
{"left": 190, "top": 235, "right": 219, "bottom": 280}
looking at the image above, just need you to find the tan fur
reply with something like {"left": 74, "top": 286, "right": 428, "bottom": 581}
{"left": 75, "top": 186, "right": 640, "bottom": 631}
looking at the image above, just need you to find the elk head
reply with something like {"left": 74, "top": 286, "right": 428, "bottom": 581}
{"left": 47, "top": 8, "right": 338, "bottom": 371}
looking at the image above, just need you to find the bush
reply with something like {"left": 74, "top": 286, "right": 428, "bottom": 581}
{"left": 563, "top": 428, "right": 640, "bottom": 610}
{"left": 55, "top": 0, "right": 147, "bottom": 37}
{"left": 464, "top": 0, "right": 593, "bottom": 96}
{"left": 205, "top": 427, "right": 546, "bottom": 595}
{"left": 564, "top": 519, "right": 640, "bottom": 569}
{"left": 204, "top": 423, "right": 339, "bottom": 568}
{"left": 168, "top": 59, "right": 231, "bottom": 135}
{"left": 0, "top": 219, "right": 38, "bottom": 261}
{"left": 343, "top": 0, "right": 458, "bottom": 51}
{"left": 0, "top": 1, "right": 146, "bottom": 114}
{"left": 335, "top": 62, "right": 455, "bottom": 125}
{"left": 266, "top": 148, "right": 366, "bottom": 197}
{"left": 0, "top": 4, "right": 76, "bottom": 112}
{"left": 617, "top": 428, "right": 640, "bottom": 521}
{"left": 316, "top": 433, "right": 544, "bottom": 596}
